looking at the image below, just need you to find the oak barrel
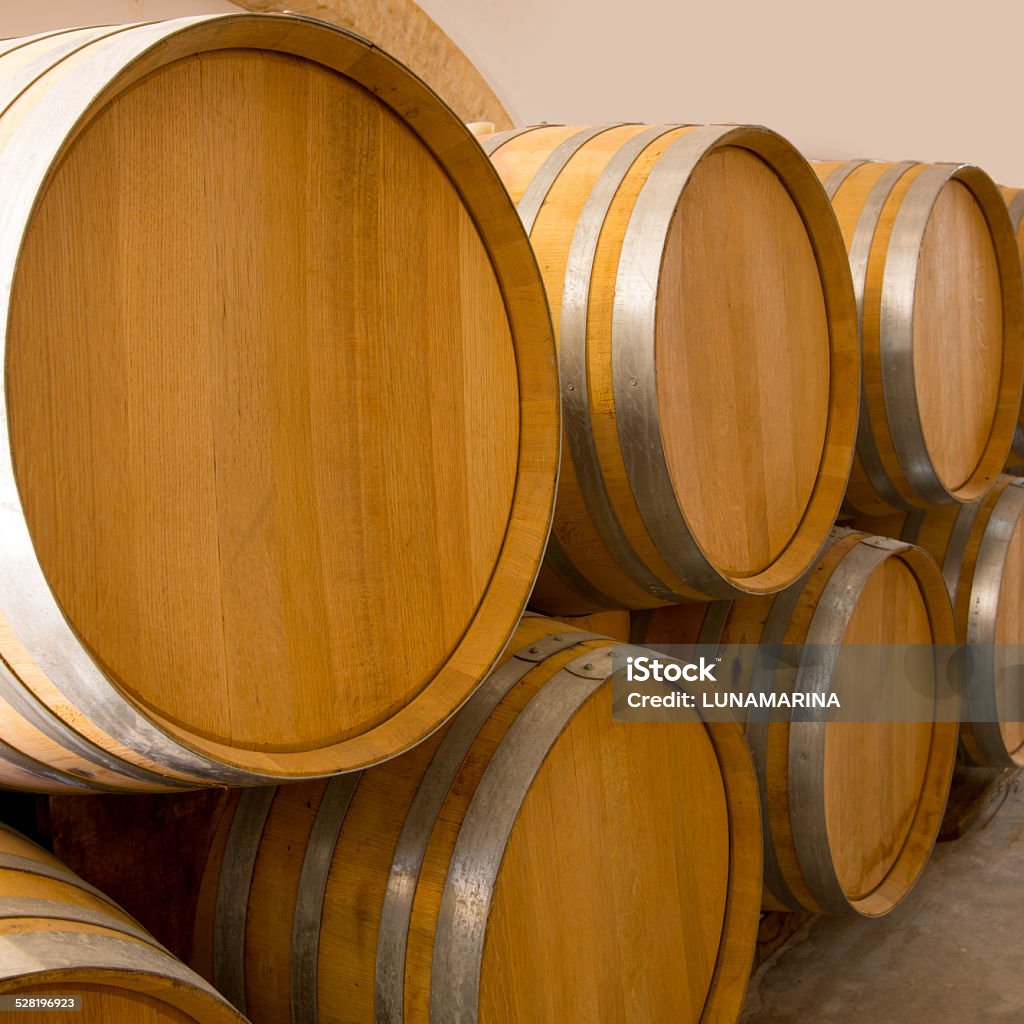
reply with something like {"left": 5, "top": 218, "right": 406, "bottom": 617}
{"left": 813, "top": 160, "right": 1024, "bottom": 514}
{"left": 0, "top": 15, "right": 558, "bottom": 791}
{"left": 0, "top": 823, "right": 245, "bottom": 1023}
{"left": 635, "top": 530, "right": 958, "bottom": 916}
{"left": 191, "top": 615, "right": 762, "bottom": 1023}
{"left": 483, "top": 124, "right": 859, "bottom": 613}
{"left": 857, "top": 476, "right": 1024, "bottom": 767}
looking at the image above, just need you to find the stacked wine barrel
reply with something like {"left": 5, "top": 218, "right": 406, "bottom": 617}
{"left": 0, "top": 14, "right": 559, "bottom": 791}
{"left": 1, "top": 8, "right": 1023, "bottom": 1024}
{"left": 0, "top": 823, "right": 246, "bottom": 1023}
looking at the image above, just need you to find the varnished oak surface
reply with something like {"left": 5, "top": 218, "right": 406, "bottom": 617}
{"left": 480, "top": 688, "right": 729, "bottom": 1023}
{"left": 9, "top": 47, "right": 517, "bottom": 751}
{"left": 658, "top": 146, "right": 830, "bottom": 576}
{"left": 826, "top": 558, "right": 934, "bottom": 902}
{"left": 0, "top": 15, "right": 558, "bottom": 783}
{"left": 192, "top": 617, "right": 762, "bottom": 1023}
{"left": 914, "top": 180, "right": 1003, "bottom": 491}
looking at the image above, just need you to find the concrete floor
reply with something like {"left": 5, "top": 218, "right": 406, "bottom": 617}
{"left": 741, "top": 783, "right": 1024, "bottom": 1023}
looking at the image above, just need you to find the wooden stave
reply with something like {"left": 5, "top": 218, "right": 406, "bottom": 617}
{"left": 634, "top": 530, "right": 958, "bottom": 917}
{"left": 192, "top": 615, "right": 763, "bottom": 1024}
{"left": 816, "top": 159, "right": 1024, "bottom": 514}
{"left": 0, "top": 824, "right": 246, "bottom": 1023}
{"left": 486, "top": 123, "right": 860, "bottom": 613}
{"left": 0, "top": 14, "right": 560, "bottom": 790}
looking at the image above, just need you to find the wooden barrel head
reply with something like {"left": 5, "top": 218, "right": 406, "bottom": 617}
{"left": 0, "top": 16, "right": 558, "bottom": 779}
{"left": 914, "top": 179, "right": 1004, "bottom": 491}
{"left": 480, "top": 685, "right": 731, "bottom": 1023}
{"left": 658, "top": 145, "right": 831, "bottom": 577}
{"left": 825, "top": 555, "right": 935, "bottom": 903}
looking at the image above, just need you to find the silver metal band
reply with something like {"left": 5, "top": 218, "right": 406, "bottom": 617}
{"left": 613, "top": 124, "right": 749, "bottom": 596}
{"left": 0, "top": 896, "right": 158, "bottom": 947}
{"left": 508, "top": 122, "right": 662, "bottom": 608}
{"left": 212, "top": 785, "right": 275, "bottom": 1012}
{"left": 375, "top": 630, "right": 601, "bottom": 1023}
{"left": 821, "top": 159, "right": 868, "bottom": 201}
{"left": 0, "top": 660, "right": 193, "bottom": 791}
{"left": 0, "top": 851, "right": 128, "bottom": 910}
{"left": 478, "top": 124, "right": 550, "bottom": 157}
{"left": 516, "top": 125, "right": 623, "bottom": 233}
{"left": 0, "top": 931, "right": 238, "bottom": 1015}
{"left": 836, "top": 161, "right": 919, "bottom": 512}
{"left": 560, "top": 125, "right": 690, "bottom": 602}
{"left": 880, "top": 164, "right": 966, "bottom": 504}
{"left": 939, "top": 501, "right": 982, "bottom": 606}
{"left": 744, "top": 576, "right": 812, "bottom": 912}
{"left": 963, "top": 479, "right": 1024, "bottom": 765}
{"left": 430, "top": 646, "right": 615, "bottom": 1023}
{"left": 291, "top": 773, "right": 362, "bottom": 1024}
{"left": 787, "top": 536, "right": 907, "bottom": 914}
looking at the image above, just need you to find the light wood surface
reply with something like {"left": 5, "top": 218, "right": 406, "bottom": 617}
{"left": 191, "top": 616, "right": 762, "bottom": 1022}
{"left": 0, "top": 15, "right": 558, "bottom": 787}
{"left": 825, "top": 558, "right": 934, "bottom": 902}
{"left": 914, "top": 180, "right": 1004, "bottom": 491}
{"left": 486, "top": 125, "right": 858, "bottom": 612}
{"left": 658, "top": 146, "right": 830, "bottom": 576}
{"left": 814, "top": 160, "right": 1023, "bottom": 513}
{"left": 0, "top": 825, "right": 245, "bottom": 1023}
{"left": 634, "top": 531, "right": 958, "bottom": 917}
{"left": 230, "top": 0, "right": 512, "bottom": 128}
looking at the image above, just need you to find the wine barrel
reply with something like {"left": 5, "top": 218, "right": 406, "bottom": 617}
{"left": 0, "top": 15, "right": 558, "bottom": 791}
{"left": 856, "top": 476, "right": 1024, "bottom": 767}
{"left": 634, "top": 530, "right": 958, "bottom": 916}
{"left": 482, "top": 124, "right": 859, "bottom": 613}
{"left": 813, "top": 159, "right": 1024, "bottom": 514}
{"left": 0, "top": 823, "right": 245, "bottom": 1023}
{"left": 1001, "top": 185, "right": 1024, "bottom": 464}
{"left": 191, "top": 615, "right": 762, "bottom": 1023}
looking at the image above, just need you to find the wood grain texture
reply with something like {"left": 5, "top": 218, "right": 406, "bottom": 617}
{"left": 487, "top": 125, "right": 858, "bottom": 612}
{"left": 824, "top": 558, "right": 934, "bottom": 902}
{"left": 0, "top": 15, "right": 558, "bottom": 787}
{"left": 231, "top": 0, "right": 512, "bottom": 128}
{"left": 0, "top": 824, "right": 245, "bottom": 1023}
{"left": 11, "top": 48, "right": 518, "bottom": 752}
{"left": 814, "top": 160, "right": 1024, "bottom": 513}
{"left": 191, "top": 616, "right": 762, "bottom": 1023}
{"left": 914, "top": 180, "right": 1004, "bottom": 490}
{"left": 657, "top": 146, "right": 830, "bottom": 576}
{"left": 634, "top": 530, "right": 958, "bottom": 917}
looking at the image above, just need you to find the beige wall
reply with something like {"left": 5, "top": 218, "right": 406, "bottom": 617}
{"left": 4, "top": 1, "right": 1022, "bottom": 185}
{"left": 416, "top": 0, "right": 1024, "bottom": 186}
{"left": 0, "top": 0, "right": 241, "bottom": 36}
